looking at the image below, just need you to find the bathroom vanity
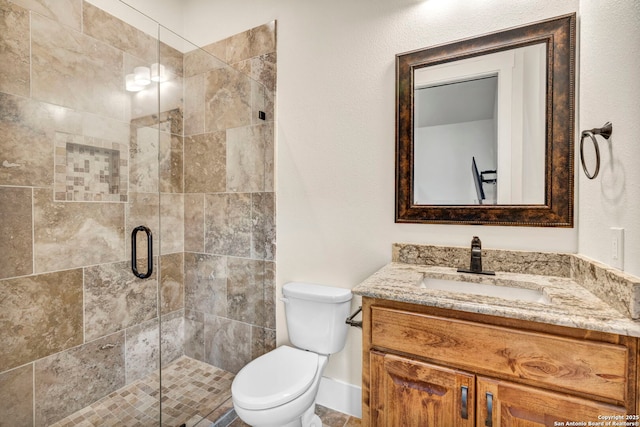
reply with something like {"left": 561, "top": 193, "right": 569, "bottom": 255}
{"left": 354, "top": 245, "right": 640, "bottom": 426}
{"left": 365, "top": 5, "right": 630, "bottom": 425}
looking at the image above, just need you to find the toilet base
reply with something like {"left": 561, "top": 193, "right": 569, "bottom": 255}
{"left": 301, "top": 405, "right": 322, "bottom": 427}
{"left": 307, "top": 413, "right": 322, "bottom": 427}
{"left": 235, "top": 403, "right": 320, "bottom": 427}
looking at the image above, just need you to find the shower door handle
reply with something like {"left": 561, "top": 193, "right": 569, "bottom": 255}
{"left": 131, "top": 225, "right": 153, "bottom": 279}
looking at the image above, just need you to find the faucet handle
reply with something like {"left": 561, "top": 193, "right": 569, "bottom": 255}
{"left": 457, "top": 236, "right": 495, "bottom": 275}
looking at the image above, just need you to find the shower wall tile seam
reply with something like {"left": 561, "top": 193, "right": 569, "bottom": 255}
{"left": 0, "top": 360, "right": 35, "bottom": 375}
{"left": 31, "top": 362, "right": 35, "bottom": 427}
{"left": 0, "top": 183, "right": 41, "bottom": 188}
{"left": 0, "top": 267, "right": 82, "bottom": 282}
{"left": 80, "top": 0, "right": 84, "bottom": 34}
{"left": 185, "top": 249, "right": 275, "bottom": 257}
{"left": 82, "top": 267, "right": 86, "bottom": 345}
{"left": 28, "top": 8, "right": 32, "bottom": 100}
{"left": 201, "top": 313, "right": 275, "bottom": 331}
{"left": 0, "top": 93, "right": 135, "bottom": 132}
{"left": 0, "top": 263, "right": 135, "bottom": 281}
{"left": 31, "top": 187, "right": 35, "bottom": 276}
{"left": 0, "top": 326, "right": 127, "bottom": 377}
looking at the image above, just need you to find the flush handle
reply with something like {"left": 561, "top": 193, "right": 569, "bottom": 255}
{"left": 346, "top": 306, "right": 362, "bottom": 328}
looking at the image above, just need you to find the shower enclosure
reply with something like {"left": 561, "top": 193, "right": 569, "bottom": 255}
{"left": 0, "top": 1, "right": 276, "bottom": 425}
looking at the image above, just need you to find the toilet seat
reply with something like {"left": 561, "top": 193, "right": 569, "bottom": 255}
{"left": 232, "top": 346, "right": 319, "bottom": 411}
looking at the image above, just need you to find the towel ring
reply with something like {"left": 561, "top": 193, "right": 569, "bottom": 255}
{"left": 580, "top": 122, "right": 612, "bottom": 179}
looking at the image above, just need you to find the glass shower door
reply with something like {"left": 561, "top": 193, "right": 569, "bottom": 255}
{"left": 0, "top": 1, "right": 165, "bottom": 424}
{"left": 154, "top": 15, "right": 277, "bottom": 424}
{"left": 0, "top": 0, "right": 273, "bottom": 424}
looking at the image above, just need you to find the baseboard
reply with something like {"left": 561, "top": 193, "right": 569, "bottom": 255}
{"left": 316, "top": 376, "right": 362, "bottom": 418}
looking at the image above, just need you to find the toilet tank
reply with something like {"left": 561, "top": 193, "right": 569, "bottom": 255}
{"left": 282, "top": 282, "right": 353, "bottom": 355}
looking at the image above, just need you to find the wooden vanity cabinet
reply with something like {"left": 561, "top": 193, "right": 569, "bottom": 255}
{"left": 476, "top": 377, "right": 626, "bottom": 426}
{"left": 362, "top": 298, "right": 638, "bottom": 427}
{"left": 370, "top": 351, "right": 475, "bottom": 426}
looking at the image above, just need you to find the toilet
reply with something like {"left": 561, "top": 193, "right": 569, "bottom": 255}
{"left": 231, "top": 282, "right": 353, "bottom": 427}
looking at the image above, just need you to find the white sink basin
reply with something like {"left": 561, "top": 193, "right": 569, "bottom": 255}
{"left": 420, "top": 277, "right": 550, "bottom": 304}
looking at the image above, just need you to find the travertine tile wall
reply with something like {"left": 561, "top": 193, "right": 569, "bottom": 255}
{"left": 0, "top": 0, "right": 276, "bottom": 424}
{"left": 0, "top": 1, "right": 186, "bottom": 424}
{"left": 182, "top": 22, "right": 277, "bottom": 374}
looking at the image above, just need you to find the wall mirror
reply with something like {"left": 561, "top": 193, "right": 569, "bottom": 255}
{"left": 396, "top": 13, "right": 575, "bottom": 226}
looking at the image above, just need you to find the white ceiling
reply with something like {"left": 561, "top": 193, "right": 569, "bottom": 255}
{"left": 415, "top": 76, "right": 498, "bottom": 128}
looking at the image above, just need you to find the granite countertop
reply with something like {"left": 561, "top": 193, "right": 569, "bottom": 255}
{"left": 353, "top": 262, "right": 640, "bottom": 337}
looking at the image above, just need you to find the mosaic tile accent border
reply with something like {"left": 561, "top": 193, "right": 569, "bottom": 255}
{"left": 54, "top": 133, "right": 128, "bottom": 202}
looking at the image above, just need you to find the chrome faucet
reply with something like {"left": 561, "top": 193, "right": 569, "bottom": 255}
{"left": 457, "top": 236, "right": 495, "bottom": 275}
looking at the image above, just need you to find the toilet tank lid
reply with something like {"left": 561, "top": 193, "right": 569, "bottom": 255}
{"left": 283, "top": 282, "right": 352, "bottom": 303}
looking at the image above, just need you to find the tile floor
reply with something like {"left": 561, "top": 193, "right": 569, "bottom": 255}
{"left": 51, "top": 356, "right": 235, "bottom": 427}
{"left": 49, "top": 355, "right": 361, "bottom": 427}
{"left": 226, "top": 404, "right": 362, "bottom": 427}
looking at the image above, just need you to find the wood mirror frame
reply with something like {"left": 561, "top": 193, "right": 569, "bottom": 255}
{"left": 396, "top": 13, "right": 575, "bottom": 227}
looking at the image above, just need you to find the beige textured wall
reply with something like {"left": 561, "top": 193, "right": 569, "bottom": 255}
{"left": 181, "top": 0, "right": 580, "bottom": 392}
{"left": 578, "top": 0, "right": 640, "bottom": 276}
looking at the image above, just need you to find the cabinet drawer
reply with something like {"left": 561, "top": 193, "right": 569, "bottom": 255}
{"left": 371, "top": 306, "right": 629, "bottom": 402}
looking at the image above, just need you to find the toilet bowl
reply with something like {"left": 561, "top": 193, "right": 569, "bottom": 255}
{"left": 231, "top": 282, "right": 352, "bottom": 427}
{"left": 232, "top": 345, "right": 328, "bottom": 427}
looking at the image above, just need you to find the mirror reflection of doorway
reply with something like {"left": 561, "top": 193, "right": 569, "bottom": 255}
{"left": 414, "top": 75, "right": 498, "bottom": 205}
{"left": 412, "top": 43, "right": 546, "bottom": 206}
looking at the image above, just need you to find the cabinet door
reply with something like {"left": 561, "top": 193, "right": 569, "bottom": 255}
{"left": 477, "top": 376, "right": 627, "bottom": 427}
{"left": 370, "top": 351, "right": 474, "bottom": 427}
